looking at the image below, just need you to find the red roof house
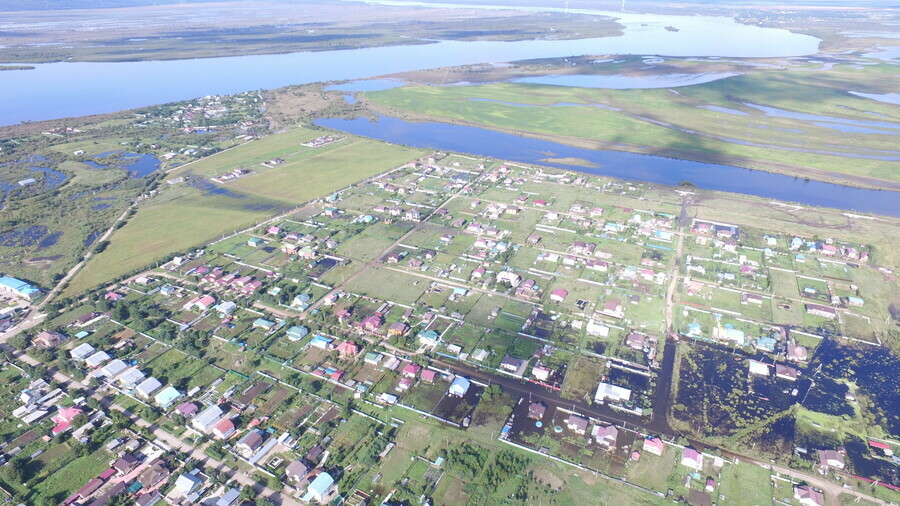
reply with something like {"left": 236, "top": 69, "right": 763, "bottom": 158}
{"left": 402, "top": 364, "right": 421, "bottom": 378}
{"left": 51, "top": 406, "right": 83, "bottom": 435}
{"left": 336, "top": 341, "right": 360, "bottom": 358}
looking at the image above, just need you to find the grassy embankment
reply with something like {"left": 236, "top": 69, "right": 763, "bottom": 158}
{"left": 364, "top": 63, "right": 900, "bottom": 188}
{"left": 63, "top": 128, "right": 420, "bottom": 296}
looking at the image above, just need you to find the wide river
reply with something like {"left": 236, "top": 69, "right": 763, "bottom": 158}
{"left": 317, "top": 116, "right": 900, "bottom": 217}
{"left": 1, "top": 8, "right": 819, "bottom": 126}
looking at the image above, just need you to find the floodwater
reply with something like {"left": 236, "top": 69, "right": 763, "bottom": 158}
{"left": 316, "top": 115, "right": 900, "bottom": 217}
{"left": 850, "top": 91, "right": 900, "bottom": 105}
{"left": 83, "top": 151, "right": 162, "bottom": 178}
{"left": 743, "top": 103, "right": 900, "bottom": 133}
{"left": 0, "top": 9, "right": 819, "bottom": 125}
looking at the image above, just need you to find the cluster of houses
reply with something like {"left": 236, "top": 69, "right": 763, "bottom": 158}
{"left": 70, "top": 341, "right": 185, "bottom": 409}
{"left": 196, "top": 267, "right": 266, "bottom": 297}
{"left": 11, "top": 377, "right": 84, "bottom": 437}
{"left": 210, "top": 167, "right": 251, "bottom": 184}
{"left": 788, "top": 236, "right": 869, "bottom": 264}
{"left": 68, "top": 434, "right": 244, "bottom": 506}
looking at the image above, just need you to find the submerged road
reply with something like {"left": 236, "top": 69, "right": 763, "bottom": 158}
{"left": 431, "top": 341, "right": 676, "bottom": 437}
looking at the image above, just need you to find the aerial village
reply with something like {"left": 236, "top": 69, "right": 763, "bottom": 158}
{"left": 0, "top": 148, "right": 896, "bottom": 506}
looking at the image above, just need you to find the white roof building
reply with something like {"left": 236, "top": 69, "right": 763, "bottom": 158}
{"left": 117, "top": 368, "right": 146, "bottom": 389}
{"left": 748, "top": 360, "right": 770, "bottom": 376}
{"left": 135, "top": 377, "right": 163, "bottom": 398}
{"left": 174, "top": 473, "right": 203, "bottom": 497}
{"left": 192, "top": 404, "right": 225, "bottom": 433}
{"left": 449, "top": 376, "right": 471, "bottom": 397}
{"left": 85, "top": 351, "right": 112, "bottom": 368}
{"left": 70, "top": 343, "right": 96, "bottom": 360}
{"left": 594, "top": 382, "right": 631, "bottom": 403}
{"left": 99, "top": 359, "right": 128, "bottom": 379}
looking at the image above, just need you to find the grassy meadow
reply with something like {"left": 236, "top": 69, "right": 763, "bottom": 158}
{"left": 366, "top": 63, "right": 900, "bottom": 186}
{"left": 63, "top": 128, "right": 420, "bottom": 295}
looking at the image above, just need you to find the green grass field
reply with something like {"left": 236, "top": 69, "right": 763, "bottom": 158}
{"left": 366, "top": 64, "right": 900, "bottom": 185}
{"left": 64, "top": 131, "right": 421, "bottom": 295}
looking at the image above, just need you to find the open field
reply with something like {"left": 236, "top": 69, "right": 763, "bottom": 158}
{"left": 63, "top": 132, "right": 420, "bottom": 295}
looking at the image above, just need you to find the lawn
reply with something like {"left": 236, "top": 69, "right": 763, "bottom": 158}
{"left": 718, "top": 460, "right": 773, "bottom": 506}
{"left": 29, "top": 450, "right": 110, "bottom": 504}
{"left": 625, "top": 446, "right": 680, "bottom": 493}
{"left": 228, "top": 137, "right": 421, "bottom": 204}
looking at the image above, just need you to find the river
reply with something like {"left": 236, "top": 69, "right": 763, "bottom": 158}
{"left": 316, "top": 115, "right": 900, "bottom": 217}
{"left": 0, "top": 9, "right": 818, "bottom": 126}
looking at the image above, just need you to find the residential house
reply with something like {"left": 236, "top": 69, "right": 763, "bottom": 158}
{"left": 549, "top": 289, "right": 568, "bottom": 303}
{"left": 216, "top": 488, "right": 241, "bottom": 506}
{"left": 806, "top": 303, "right": 837, "bottom": 319}
{"left": 236, "top": 429, "right": 266, "bottom": 458}
{"left": 173, "top": 473, "right": 203, "bottom": 497}
{"left": 304, "top": 472, "right": 337, "bottom": 503}
{"left": 51, "top": 406, "right": 83, "bottom": 435}
{"left": 754, "top": 336, "right": 777, "bottom": 353}
{"left": 418, "top": 329, "right": 440, "bottom": 346}
{"left": 309, "top": 335, "right": 333, "bottom": 350}
{"left": 286, "top": 326, "right": 309, "bottom": 342}
{"left": 499, "top": 355, "right": 525, "bottom": 373}
{"left": 625, "top": 332, "right": 647, "bottom": 350}
{"left": 592, "top": 425, "right": 618, "bottom": 448}
{"left": 70, "top": 343, "right": 96, "bottom": 361}
{"left": 253, "top": 318, "right": 276, "bottom": 331}
{"left": 748, "top": 360, "right": 770, "bottom": 376}
{"left": 600, "top": 299, "right": 625, "bottom": 319}
{"left": 681, "top": 448, "right": 703, "bottom": 471}
{"left": 336, "top": 341, "right": 360, "bottom": 358}
{"left": 192, "top": 404, "right": 225, "bottom": 433}
{"left": 594, "top": 382, "right": 631, "bottom": 403}
{"left": 135, "top": 377, "right": 162, "bottom": 399}
{"left": 388, "top": 322, "right": 410, "bottom": 337}
{"left": 213, "top": 419, "right": 236, "bottom": 439}
{"left": 402, "top": 364, "right": 421, "bottom": 378}
{"left": 527, "top": 402, "right": 547, "bottom": 420}
{"left": 34, "top": 330, "right": 66, "bottom": 349}
{"left": 137, "top": 460, "right": 169, "bottom": 489}
{"left": 742, "top": 293, "right": 764, "bottom": 305}
{"left": 449, "top": 377, "right": 470, "bottom": 397}
{"left": 643, "top": 437, "right": 665, "bottom": 456}
{"left": 787, "top": 343, "right": 808, "bottom": 362}
{"left": 565, "top": 415, "right": 589, "bottom": 435}
{"left": 775, "top": 364, "right": 799, "bottom": 381}
{"left": 285, "top": 460, "right": 310, "bottom": 485}
{"left": 794, "top": 485, "right": 825, "bottom": 506}
{"left": 154, "top": 386, "right": 182, "bottom": 409}
{"left": 532, "top": 365, "right": 552, "bottom": 382}
{"left": 396, "top": 377, "right": 413, "bottom": 392}
{"left": 362, "top": 314, "right": 383, "bottom": 332}
{"left": 817, "top": 449, "right": 845, "bottom": 470}
{"left": 112, "top": 455, "right": 140, "bottom": 475}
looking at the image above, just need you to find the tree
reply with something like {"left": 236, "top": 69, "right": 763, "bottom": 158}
{"left": 266, "top": 474, "right": 282, "bottom": 491}
{"left": 4, "top": 457, "right": 26, "bottom": 485}
{"left": 7, "top": 336, "right": 28, "bottom": 351}
{"left": 240, "top": 486, "right": 256, "bottom": 502}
